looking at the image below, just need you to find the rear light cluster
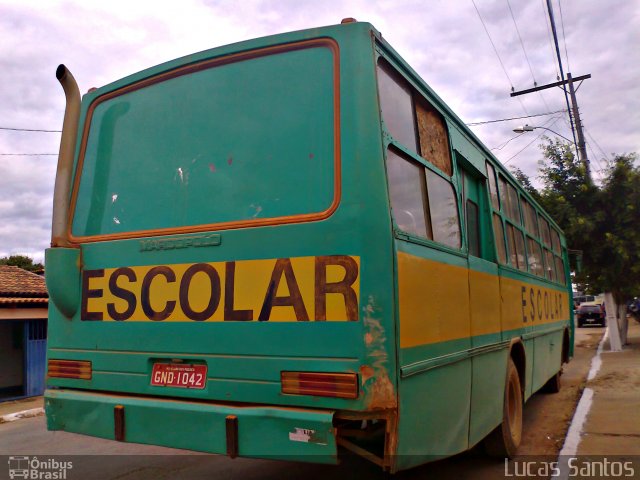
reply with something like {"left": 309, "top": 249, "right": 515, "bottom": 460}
{"left": 48, "top": 359, "right": 92, "bottom": 380}
{"left": 281, "top": 371, "right": 358, "bottom": 399}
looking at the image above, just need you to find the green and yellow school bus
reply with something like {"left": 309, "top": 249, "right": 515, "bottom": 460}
{"left": 45, "top": 19, "right": 572, "bottom": 473}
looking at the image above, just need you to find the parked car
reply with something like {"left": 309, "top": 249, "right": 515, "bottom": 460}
{"left": 576, "top": 303, "right": 606, "bottom": 327}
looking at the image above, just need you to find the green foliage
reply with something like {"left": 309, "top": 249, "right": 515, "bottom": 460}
{"left": 588, "top": 153, "right": 640, "bottom": 303}
{"left": 0, "top": 255, "right": 44, "bottom": 272}
{"left": 517, "top": 138, "right": 640, "bottom": 303}
{"left": 510, "top": 167, "right": 542, "bottom": 204}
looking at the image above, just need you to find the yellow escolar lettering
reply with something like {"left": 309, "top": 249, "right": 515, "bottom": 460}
{"left": 519, "top": 286, "right": 568, "bottom": 324}
{"left": 80, "top": 255, "right": 360, "bottom": 322}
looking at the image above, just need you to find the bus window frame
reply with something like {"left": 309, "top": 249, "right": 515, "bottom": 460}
{"left": 376, "top": 50, "right": 464, "bottom": 257}
{"left": 66, "top": 38, "right": 342, "bottom": 244}
{"left": 486, "top": 161, "right": 508, "bottom": 265}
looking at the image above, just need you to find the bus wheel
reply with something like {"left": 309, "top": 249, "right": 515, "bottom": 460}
{"left": 541, "top": 369, "right": 561, "bottom": 393}
{"left": 484, "top": 358, "right": 522, "bottom": 458}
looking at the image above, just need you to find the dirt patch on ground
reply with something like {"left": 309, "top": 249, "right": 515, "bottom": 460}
{"left": 516, "top": 328, "right": 603, "bottom": 457}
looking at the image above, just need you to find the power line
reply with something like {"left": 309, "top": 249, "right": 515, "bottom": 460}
{"left": 467, "top": 109, "right": 566, "bottom": 126}
{"left": 471, "top": 0, "right": 533, "bottom": 117}
{"left": 492, "top": 133, "right": 525, "bottom": 151}
{"left": 509, "top": 0, "right": 555, "bottom": 111}
{"left": 503, "top": 115, "right": 562, "bottom": 164}
{"left": 0, "top": 153, "right": 57, "bottom": 156}
{"left": 585, "top": 141, "right": 604, "bottom": 173}
{"left": 506, "top": 0, "right": 553, "bottom": 112}
{"left": 557, "top": 0, "right": 572, "bottom": 72}
{"left": 541, "top": 0, "right": 560, "bottom": 80}
{"left": 0, "top": 126, "right": 61, "bottom": 133}
{"left": 506, "top": 0, "right": 537, "bottom": 86}
{"left": 471, "top": 0, "right": 515, "bottom": 90}
{"left": 584, "top": 127, "right": 610, "bottom": 162}
{"left": 545, "top": 0, "right": 580, "bottom": 166}
{"left": 515, "top": 98, "right": 531, "bottom": 117}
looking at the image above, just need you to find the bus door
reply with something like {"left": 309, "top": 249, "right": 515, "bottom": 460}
{"left": 460, "top": 166, "right": 505, "bottom": 447}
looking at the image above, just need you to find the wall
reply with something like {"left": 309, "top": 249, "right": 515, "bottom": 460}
{"left": 0, "top": 321, "right": 24, "bottom": 390}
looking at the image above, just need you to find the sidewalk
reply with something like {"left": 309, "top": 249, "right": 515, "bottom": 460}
{"left": 576, "top": 319, "right": 640, "bottom": 455}
{"left": 0, "top": 396, "right": 43, "bottom": 422}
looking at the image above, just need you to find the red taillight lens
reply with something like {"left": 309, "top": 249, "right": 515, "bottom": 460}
{"left": 281, "top": 371, "right": 358, "bottom": 399}
{"left": 48, "top": 359, "right": 92, "bottom": 380}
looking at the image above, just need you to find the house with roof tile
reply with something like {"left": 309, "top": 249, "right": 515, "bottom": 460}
{"left": 0, "top": 265, "right": 48, "bottom": 400}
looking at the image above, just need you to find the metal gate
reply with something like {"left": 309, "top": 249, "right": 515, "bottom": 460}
{"left": 24, "top": 319, "right": 47, "bottom": 397}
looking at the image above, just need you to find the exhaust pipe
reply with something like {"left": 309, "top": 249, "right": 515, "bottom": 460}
{"left": 51, "top": 64, "right": 81, "bottom": 247}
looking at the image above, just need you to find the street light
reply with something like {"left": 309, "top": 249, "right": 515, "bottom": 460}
{"left": 513, "top": 124, "right": 573, "bottom": 143}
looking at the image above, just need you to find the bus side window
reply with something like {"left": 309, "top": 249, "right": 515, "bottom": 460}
{"left": 555, "top": 255, "right": 566, "bottom": 285}
{"left": 498, "top": 175, "right": 508, "bottom": 213}
{"left": 415, "top": 99, "right": 452, "bottom": 176}
{"left": 527, "top": 237, "right": 544, "bottom": 276}
{"left": 466, "top": 199, "right": 480, "bottom": 257}
{"left": 505, "top": 183, "right": 521, "bottom": 225}
{"left": 522, "top": 198, "right": 540, "bottom": 238}
{"left": 425, "top": 170, "right": 461, "bottom": 249}
{"left": 385, "top": 148, "right": 461, "bottom": 249}
{"left": 540, "top": 217, "right": 552, "bottom": 248}
{"left": 486, "top": 162, "right": 507, "bottom": 264}
{"left": 486, "top": 163, "right": 500, "bottom": 211}
{"left": 492, "top": 214, "right": 507, "bottom": 264}
{"left": 386, "top": 149, "right": 432, "bottom": 239}
{"left": 506, "top": 224, "right": 526, "bottom": 271}
{"left": 521, "top": 198, "right": 544, "bottom": 277}
{"left": 545, "top": 249, "right": 557, "bottom": 281}
{"left": 376, "top": 60, "right": 418, "bottom": 151}
{"left": 551, "top": 228, "right": 561, "bottom": 253}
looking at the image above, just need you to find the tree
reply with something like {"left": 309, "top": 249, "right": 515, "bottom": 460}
{"left": 517, "top": 140, "right": 640, "bottom": 344}
{"left": 510, "top": 167, "right": 542, "bottom": 204}
{"left": 0, "top": 255, "right": 44, "bottom": 273}
{"left": 529, "top": 139, "right": 599, "bottom": 277}
{"left": 587, "top": 153, "right": 640, "bottom": 303}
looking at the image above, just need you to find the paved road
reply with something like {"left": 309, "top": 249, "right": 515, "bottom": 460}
{"left": 0, "top": 326, "right": 602, "bottom": 480}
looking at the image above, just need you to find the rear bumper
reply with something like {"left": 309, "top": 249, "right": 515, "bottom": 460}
{"left": 45, "top": 389, "right": 338, "bottom": 463}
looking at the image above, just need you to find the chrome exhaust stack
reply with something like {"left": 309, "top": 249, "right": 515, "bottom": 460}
{"left": 51, "top": 64, "right": 80, "bottom": 247}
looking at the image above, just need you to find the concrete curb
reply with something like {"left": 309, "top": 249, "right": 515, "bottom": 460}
{"left": 551, "top": 327, "right": 608, "bottom": 480}
{"left": 0, "top": 407, "right": 44, "bottom": 424}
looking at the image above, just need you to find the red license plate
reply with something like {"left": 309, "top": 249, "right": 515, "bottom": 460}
{"left": 150, "top": 363, "right": 207, "bottom": 389}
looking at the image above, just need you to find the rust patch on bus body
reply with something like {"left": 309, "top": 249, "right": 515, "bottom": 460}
{"left": 362, "top": 297, "right": 396, "bottom": 410}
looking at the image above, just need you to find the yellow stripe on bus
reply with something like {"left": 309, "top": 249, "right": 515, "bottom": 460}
{"left": 80, "top": 255, "right": 360, "bottom": 322}
{"left": 397, "top": 252, "right": 569, "bottom": 348}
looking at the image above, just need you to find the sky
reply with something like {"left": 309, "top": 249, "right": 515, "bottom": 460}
{"left": 0, "top": 0, "right": 638, "bottom": 263}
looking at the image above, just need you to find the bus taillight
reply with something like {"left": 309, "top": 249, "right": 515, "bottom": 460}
{"left": 48, "top": 359, "right": 92, "bottom": 380}
{"left": 281, "top": 372, "right": 358, "bottom": 399}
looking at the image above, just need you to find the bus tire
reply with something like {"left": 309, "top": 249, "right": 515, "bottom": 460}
{"left": 541, "top": 370, "right": 561, "bottom": 393}
{"left": 484, "top": 358, "right": 522, "bottom": 458}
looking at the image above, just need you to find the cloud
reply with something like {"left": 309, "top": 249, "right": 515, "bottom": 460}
{"left": 0, "top": 0, "right": 637, "bottom": 263}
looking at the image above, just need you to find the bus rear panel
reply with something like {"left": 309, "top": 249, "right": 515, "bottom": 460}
{"left": 46, "top": 22, "right": 398, "bottom": 467}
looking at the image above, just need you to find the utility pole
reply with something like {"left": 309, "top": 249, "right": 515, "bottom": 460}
{"left": 510, "top": 0, "right": 591, "bottom": 181}
{"left": 545, "top": 0, "right": 577, "bottom": 149}
{"left": 511, "top": 74, "right": 591, "bottom": 179}
{"left": 567, "top": 73, "right": 589, "bottom": 179}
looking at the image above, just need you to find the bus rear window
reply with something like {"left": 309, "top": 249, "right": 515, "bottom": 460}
{"left": 71, "top": 44, "right": 337, "bottom": 238}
